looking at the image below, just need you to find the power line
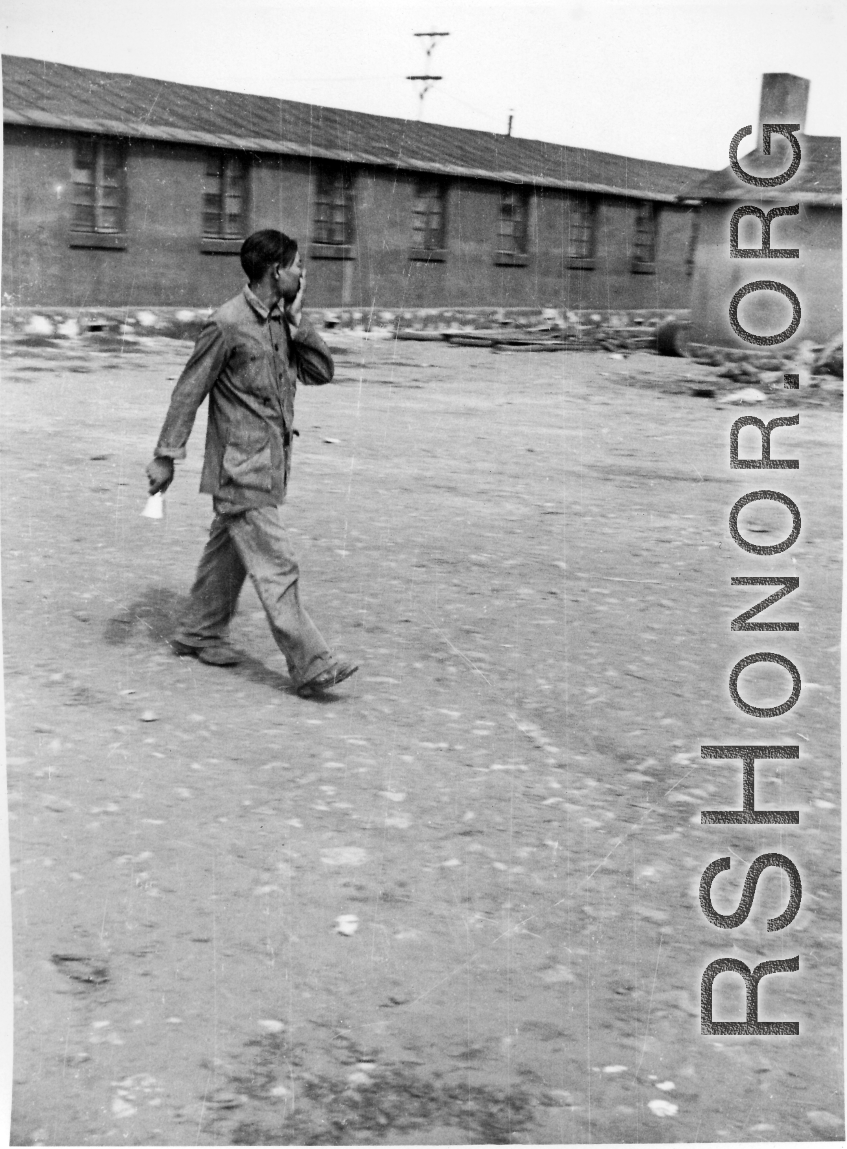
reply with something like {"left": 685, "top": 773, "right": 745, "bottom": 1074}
{"left": 407, "top": 30, "right": 449, "bottom": 119}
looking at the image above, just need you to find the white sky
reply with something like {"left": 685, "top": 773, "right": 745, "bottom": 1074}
{"left": 0, "top": 1, "right": 844, "bottom": 172}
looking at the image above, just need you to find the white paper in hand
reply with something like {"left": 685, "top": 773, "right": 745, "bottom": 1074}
{"left": 142, "top": 492, "right": 164, "bottom": 519}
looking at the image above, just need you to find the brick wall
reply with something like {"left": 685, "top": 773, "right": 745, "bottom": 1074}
{"left": 3, "top": 124, "right": 699, "bottom": 313}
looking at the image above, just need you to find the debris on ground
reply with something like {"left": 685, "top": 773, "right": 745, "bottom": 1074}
{"left": 50, "top": 954, "right": 110, "bottom": 986}
{"left": 648, "top": 1098, "right": 680, "bottom": 1118}
{"left": 719, "top": 387, "right": 769, "bottom": 404}
{"left": 814, "top": 332, "right": 844, "bottom": 377}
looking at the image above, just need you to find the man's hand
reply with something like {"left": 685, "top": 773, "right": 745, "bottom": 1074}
{"left": 146, "top": 456, "right": 174, "bottom": 494}
{"left": 284, "top": 266, "right": 306, "bottom": 329}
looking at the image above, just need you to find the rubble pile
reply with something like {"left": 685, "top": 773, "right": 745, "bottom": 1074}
{"left": 405, "top": 313, "right": 666, "bottom": 353}
{"left": 691, "top": 335, "right": 843, "bottom": 396}
{"left": 2, "top": 304, "right": 683, "bottom": 350}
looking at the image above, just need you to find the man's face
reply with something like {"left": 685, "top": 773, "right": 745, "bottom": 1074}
{"left": 276, "top": 250, "right": 303, "bottom": 303}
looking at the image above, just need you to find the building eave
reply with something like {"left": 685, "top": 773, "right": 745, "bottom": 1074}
{"left": 690, "top": 189, "right": 841, "bottom": 207}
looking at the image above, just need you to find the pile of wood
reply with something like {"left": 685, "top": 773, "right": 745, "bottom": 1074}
{"left": 398, "top": 322, "right": 661, "bottom": 354}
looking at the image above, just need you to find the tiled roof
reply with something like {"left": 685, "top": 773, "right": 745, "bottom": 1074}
{"left": 679, "top": 134, "right": 841, "bottom": 204}
{"left": 2, "top": 54, "right": 711, "bottom": 203}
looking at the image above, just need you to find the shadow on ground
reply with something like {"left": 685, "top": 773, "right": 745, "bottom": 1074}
{"left": 102, "top": 585, "right": 348, "bottom": 702}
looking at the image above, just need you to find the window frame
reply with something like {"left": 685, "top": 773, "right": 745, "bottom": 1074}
{"left": 631, "top": 200, "right": 659, "bottom": 273}
{"left": 69, "top": 135, "right": 127, "bottom": 248}
{"left": 310, "top": 164, "right": 356, "bottom": 258}
{"left": 495, "top": 187, "right": 530, "bottom": 266}
{"left": 566, "top": 195, "right": 597, "bottom": 269}
{"left": 201, "top": 151, "right": 249, "bottom": 252}
{"left": 409, "top": 178, "right": 448, "bottom": 261}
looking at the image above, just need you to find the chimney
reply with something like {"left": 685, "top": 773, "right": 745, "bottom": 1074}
{"left": 758, "top": 73, "right": 810, "bottom": 133}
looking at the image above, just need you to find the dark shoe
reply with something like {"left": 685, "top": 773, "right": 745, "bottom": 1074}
{"left": 297, "top": 660, "right": 358, "bottom": 697}
{"left": 172, "top": 640, "right": 242, "bottom": 667}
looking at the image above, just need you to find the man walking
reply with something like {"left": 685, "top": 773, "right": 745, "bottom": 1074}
{"left": 145, "top": 229, "right": 357, "bottom": 697}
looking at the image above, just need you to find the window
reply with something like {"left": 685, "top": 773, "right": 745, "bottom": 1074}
{"left": 567, "top": 196, "right": 596, "bottom": 266}
{"left": 411, "top": 179, "right": 447, "bottom": 257}
{"left": 71, "top": 137, "right": 126, "bottom": 242}
{"left": 632, "top": 201, "right": 658, "bottom": 272}
{"left": 311, "top": 166, "right": 355, "bottom": 255}
{"left": 202, "top": 153, "right": 248, "bottom": 241}
{"left": 685, "top": 209, "right": 700, "bottom": 277}
{"left": 496, "top": 189, "right": 529, "bottom": 264}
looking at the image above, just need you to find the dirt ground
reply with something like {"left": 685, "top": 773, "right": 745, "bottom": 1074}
{"left": 1, "top": 331, "right": 843, "bottom": 1145}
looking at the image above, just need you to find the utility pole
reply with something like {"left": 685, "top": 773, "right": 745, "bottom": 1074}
{"left": 507, "top": 109, "right": 514, "bottom": 137}
{"left": 407, "top": 30, "right": 449, "bottom": 120}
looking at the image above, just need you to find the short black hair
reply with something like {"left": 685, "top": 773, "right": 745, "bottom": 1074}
{"left": 240, "top": 229, "right": 298, "bottom": 281}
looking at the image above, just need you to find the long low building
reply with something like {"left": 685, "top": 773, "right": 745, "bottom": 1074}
{"left": 2, "top": 55, "right": 710, "bottom": 312}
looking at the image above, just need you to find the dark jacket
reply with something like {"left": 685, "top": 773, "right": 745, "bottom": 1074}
{"left": 154, "top": 286, "right": 334, "bottom": 510}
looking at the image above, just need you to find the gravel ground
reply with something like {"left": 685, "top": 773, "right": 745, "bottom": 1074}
{"left": 1, "top": 333, "right": 842, "bottom": 1145}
